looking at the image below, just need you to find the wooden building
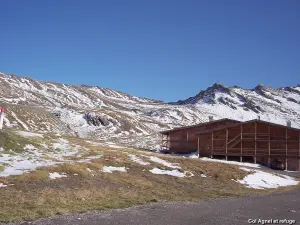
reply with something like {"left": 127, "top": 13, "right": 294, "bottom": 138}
{"left": 160, "top": 118, "right": 300, "bottom": 171}
{"left": 160, "top": 118, "right": 240, "bottom": 153}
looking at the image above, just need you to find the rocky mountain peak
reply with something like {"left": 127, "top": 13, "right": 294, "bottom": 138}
{"left": 253, "top": 84, "right": 266, "bottom": 92}
{"left": 208, "top": 83, "right": 231, "bottom": 94}
{"left": 211, "top": 82, "right": 226, "bottom": 89}
{"left": 172, "top": 83, "right": 233, "bottom": 105}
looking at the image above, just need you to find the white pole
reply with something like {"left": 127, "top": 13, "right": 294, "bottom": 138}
{"left": 0, "top": 108, "right": 5, "bottom": 130}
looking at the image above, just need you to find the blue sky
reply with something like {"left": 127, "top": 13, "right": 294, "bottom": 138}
{"left": 0, "top": 0, "right": 299, "bottom": 102}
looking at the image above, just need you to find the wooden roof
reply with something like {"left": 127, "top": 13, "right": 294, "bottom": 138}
{"left": 196, "top": 119, "right": 300, "bottom": 136}
{"left": 159, "top": 118, "right": 241, "bottom": 134}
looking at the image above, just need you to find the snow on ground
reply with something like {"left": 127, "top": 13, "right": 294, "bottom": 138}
{"left": 147, "top": 156, "right": 181, "bottom": 169}
{"left": 171, "top": 152, "right": 199, "bottom": 159}
{"left": 127, "top": 154, "right": 150, "bottom": 165}
{"left": 53, "top": 138, "right": 69, "bottom": 150}
{"left": 51, "top": 108, "right": 98, "bottom": 138}
{"left": 3, "top": 117, "right": 12, "bottom": 127}
{"left": 200, "top": 157, "right": 264, "bottom": 168}
{"left": 85, "top": 140, "right": 105, "bottom": 146}
{"left": 237, "top": 167, "right": 299, "bottom": 189}
{"left": 149, "top": 168, "right": 193, "bottom": 178}
{"left": 85, "top": 140, "right": 126, "bottom": 149}
{"left": 0, "top": 153, "right": 58, "bottom": 177}
{"left": 49, "top": 172, "right": 67, "bottom": 179}
{"left": 104, "top": 142, "right": 126, "bottom": 149}
{"left": 0, "top": 183, "right": 8, "bottom": 188}
{"left": 40, "top": 143, "right": 49, "bottom": 148}
{"left": 0, "top": 139, "right": 99, "bottom": 177}
{"left": 102, "top": 166, "right": 127, "bottom": 173}
{"left": 169, "top": 153, "right": 264, "bottom": 169}
{"left": 16, "top": 131, "right": 44, "bottom": 138}
{"left": 107, "top": 144, "right": 125, "bottom": 149}
{"left": 10, "top": 112, "right": 29, "bottom": 130}
{"left": 24, "top": 144, "right": 36, "bottom": 150}
{"left": 85, "top": 155, "right": 103, "bottom": 160}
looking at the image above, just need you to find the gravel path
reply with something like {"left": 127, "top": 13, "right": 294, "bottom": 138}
{"left": 10, "top": 189, "right": 300, "bottom": 225}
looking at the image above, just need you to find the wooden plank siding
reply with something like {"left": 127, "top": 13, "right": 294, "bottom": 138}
{"left": 197, "top": 121, "right": 300, "bottom": 171}
{"left": 160, "top": 119, "right": 300, "bottom": 171}
{"left": 161, "top": 119, "right": 240, "bottom": 154}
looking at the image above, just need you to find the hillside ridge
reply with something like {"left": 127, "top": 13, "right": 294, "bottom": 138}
{"left": 0, "top": 72, "right": 299, "bottom": 150}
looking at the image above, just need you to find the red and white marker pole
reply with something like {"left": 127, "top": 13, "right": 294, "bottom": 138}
{"left": 0, "top": 107, "right": 5, "bottom": 130}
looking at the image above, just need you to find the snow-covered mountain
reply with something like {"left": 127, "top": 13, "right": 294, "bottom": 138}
{"left": 0, "top": 72, "right": 300, "bottom": 150}
{"left": 174, "top": 83, "right": 300, "bottom": 125}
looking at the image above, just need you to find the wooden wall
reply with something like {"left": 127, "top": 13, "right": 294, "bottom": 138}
{"left": 198, "top": 121, "right": 300, "bottom": 171}
{"left": 165, "top": 119, "right": 239, "bottom": 154}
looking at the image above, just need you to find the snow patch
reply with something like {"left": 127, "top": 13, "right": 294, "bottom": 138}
{"left": 239, "top": 167, "right": 252, "bottom": 172}
{"left": 0, "top": 183, "right": 8, "bottom": 188}
{"left": 49, "top": 172, "right": 67, "bottom": 179}
{"left": 24, "top": 144, "right": 36, "bottom": 150}
{"left": 172, "top": 152, "right": 199, "bottom": 159}
{"left": 102, "top": 166, "right": 127, "bottom": 173}
{"left": 107, "top": 144, "right": 125, "bottom": 149}
{"left": 86, "top": 155, "right": 103, "bottom": 160}
{"left": 127, "top": 154, "right": 150, "bottom": 165}
{"left": 147, "top": 156, "right": 180, "bottom": 169}
{"left": 200, "top": 157, "right": 264, "bottom": 168}
{"left": 237, "top": 167, "right": 299, "bottom": 189}
{"left": 53, "top": 138, "right": 69, "bottom": 150}
{"left": 3, "top": 117, "right": 11, "bottom": 127}
{"left": 0, "top": 154, "right": 58, "bottom": 177}
{"left": 149, "top": 168, "right": 192, "bottom": 177}
{"left": 40, "top": 143, "right": 49, "bottom": 149}
{"left": 10, "top": 112, "right": 29, "bottom": 130}
{"left": 17, "top": 131, "right": 44, "bottom": 138}
{"left": 0, "top": 142, "right": 83, "bottom": 177}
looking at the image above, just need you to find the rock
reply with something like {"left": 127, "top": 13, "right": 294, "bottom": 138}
{"left": 243, "top": 100, "right": 264, "bottom": 113}
{"left": 52, "top": 111, "right": 61, "bottom": 118}
{"left": 85, "top": 113, "right": 110, "bottom": 126}
{"left": 287, "top": 97, "right": 298, "bottom": 104}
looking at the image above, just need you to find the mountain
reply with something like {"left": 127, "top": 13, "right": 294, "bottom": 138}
{"left": 0, "top": 72, "right": 300, "bottom": 150}
{"left": 174, "top": 83, "right": 300, "bottom": 124}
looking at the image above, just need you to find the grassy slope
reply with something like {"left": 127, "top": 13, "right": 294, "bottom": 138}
{"left": 0, "top": 133, "right": 298, "bottom": 222}
{"left": 0, "top": 102, "right": 73, "bottom": 135}
{"left": 0, "top": 130, "right": 44, "bottom": 153}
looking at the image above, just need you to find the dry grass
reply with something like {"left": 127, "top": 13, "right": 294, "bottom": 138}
{"left": 0, "top": 129, "right": 42, "bottom": 153}
{"left": 0, "top": 147, "right": 298, "bottom": 223}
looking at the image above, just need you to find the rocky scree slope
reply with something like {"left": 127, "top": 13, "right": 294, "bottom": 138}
{"left": 0, "top": 72, "right": 300, "bottom": 150}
